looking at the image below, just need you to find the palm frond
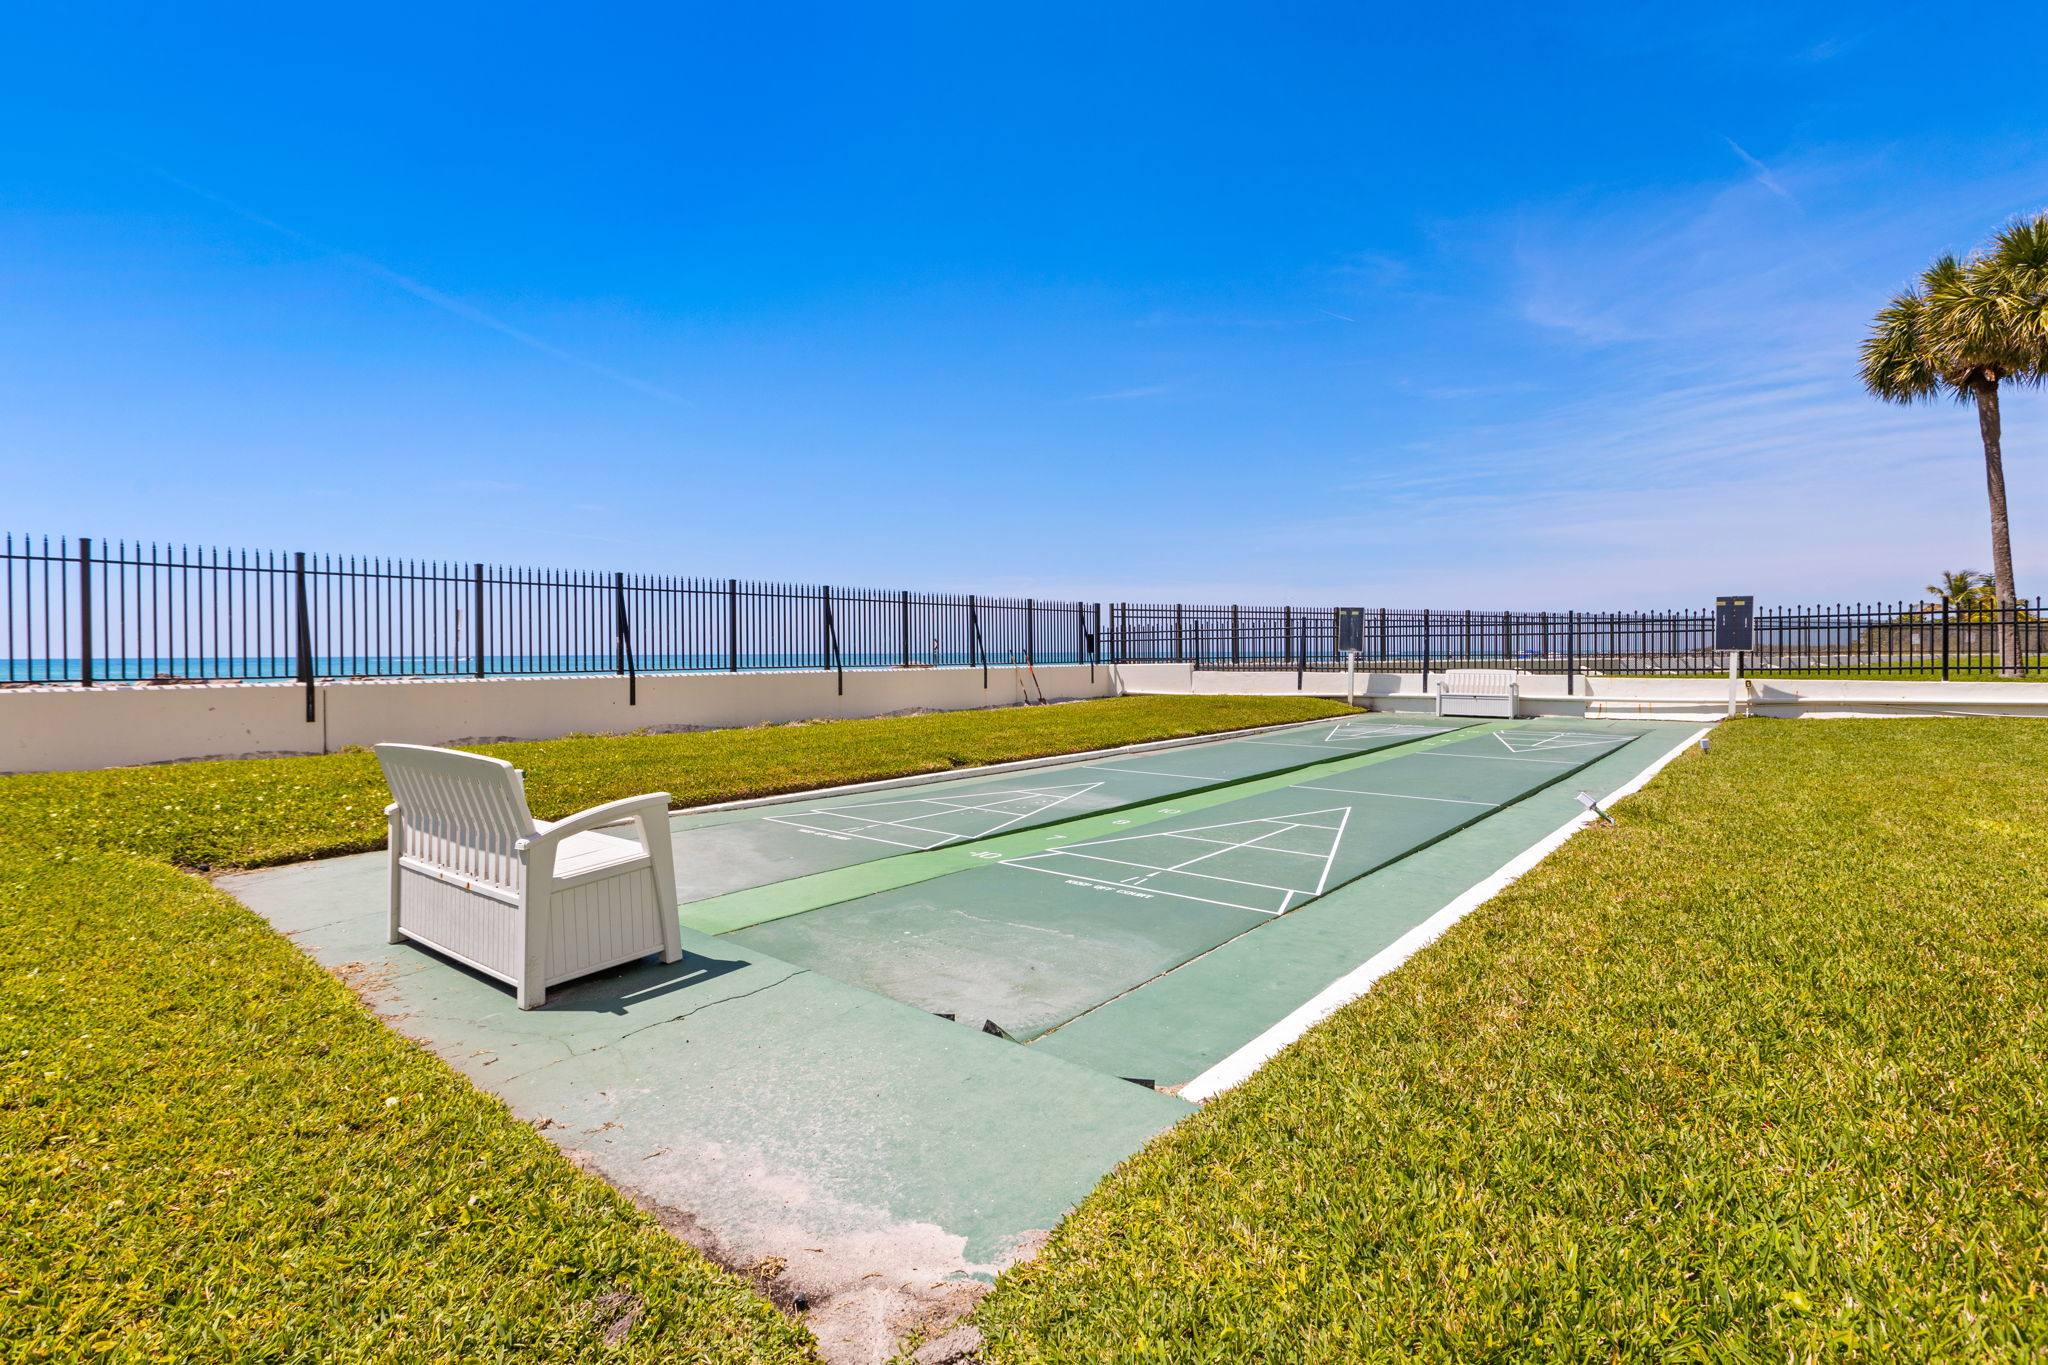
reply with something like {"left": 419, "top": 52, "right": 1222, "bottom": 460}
{"left": 1972, "top": 211, "right": 2048, "bottom": 365}
{"left": 1859, "top": 287, "right": 1943, "bottom": 402}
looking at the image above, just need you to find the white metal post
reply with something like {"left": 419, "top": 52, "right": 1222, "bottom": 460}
{"left": 1344, "top": 650, "right": 1358, "bottom": 706}
{"left": 1726, "top": 650, "right": 1742, "bottom": 718}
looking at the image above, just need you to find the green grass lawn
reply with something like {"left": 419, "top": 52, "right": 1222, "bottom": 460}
{"left": 976, "top": 717, "right": 2048, "bottom": 1362}
{"left": 0, "top": 694, "right": 1350, "bottom": 1362}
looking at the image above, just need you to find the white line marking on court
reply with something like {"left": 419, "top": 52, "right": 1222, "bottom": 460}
{"left": 1492, "top": 730, "right": 1630, "bottom": 754}
{"left": 1231, "top": 739, "right": 1355, "bottom": 750}
{"left": 1179, "top": 724, "right": 1710, "bottom": 1104}
{"left": 1156, "top": 831, "right": 1326, "bottom": 855}
{"left": 765, "top": 782, "right": 1102, "bottom": 850}
{"left": 678, "top": 715, "right": 1343, "bottom": 817}
{"left": 1032, "top": 852, "right": 1310, "bottom": 896}
{"left": 1130, "top": 823, "right": 1303, "bottom": 885}
{"left": 1418, "top": 751, "right": 1580, "bottom": 766}
{"left": 1234, "top": 727, "right": 1446, "bottom": 752}
{"left": 1324, "top": 722, "right": 1447, "bottom": 743}
{"left": 1291, "top": 785, "right": 1501, "bottom": 806}
{"left": 1003, "top": 807, "right": 1351, "bottom": 915}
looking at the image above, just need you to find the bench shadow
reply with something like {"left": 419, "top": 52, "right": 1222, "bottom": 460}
{"left": 397, "top": 942, "right": 754, "bottom": 1016}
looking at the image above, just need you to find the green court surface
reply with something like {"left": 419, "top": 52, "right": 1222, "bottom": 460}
{"left": 729, "top": 726, "right": 1643, "bottom": 1040}
{"left": 219, "top": 713, "right": 1690, "bottom": 1321}
{"left": 666, "top": 716, "right": 1473, "bottom": 914}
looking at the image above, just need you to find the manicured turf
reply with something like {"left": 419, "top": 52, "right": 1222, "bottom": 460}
{"left": 975, "top": 717, "right": 2048, "bottom": 1362}
{"left": 0, "top": 846, "right": 816, "bottom": 1363}
{"left": 0, "top": 694, "right": 1349, "bottom": 1361}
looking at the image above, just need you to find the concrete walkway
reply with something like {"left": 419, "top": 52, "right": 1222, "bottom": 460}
{"left": 223, "top": 853, "right": 1188, "bottom": 1362}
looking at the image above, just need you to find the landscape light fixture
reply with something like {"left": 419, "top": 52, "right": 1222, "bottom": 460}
{"left": 1576, "top": 790, "right": 1614, "bottom": 825}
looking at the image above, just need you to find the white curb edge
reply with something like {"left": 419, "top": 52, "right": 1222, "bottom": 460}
{"left": 1178, "top": 722, "right": 1715, "bottom": 1103}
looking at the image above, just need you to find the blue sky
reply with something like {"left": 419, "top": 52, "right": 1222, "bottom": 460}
{"left": 4, "top": 4, "right": 2045, "bottom": 609}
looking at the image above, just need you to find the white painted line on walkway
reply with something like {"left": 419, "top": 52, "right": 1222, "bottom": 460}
{"left": 1179, "top": 724, "right": 1712, "bottom": 1104}
{"left": 672, "top": 716, "right": 1347, "bottom": 816}
{"left": 1291, "top": 785, "right": 1500, "bottom": 806}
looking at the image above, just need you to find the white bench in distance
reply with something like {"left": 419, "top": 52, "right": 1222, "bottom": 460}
{"left": 375, "top": 743, "right": 682, "bottom": 1009}
{"left": 1435, "top": 668, "right": 1519, "bottom": 719}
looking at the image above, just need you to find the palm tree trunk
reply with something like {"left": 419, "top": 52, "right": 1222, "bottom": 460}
{"left": 1975, "top": 379, "right": 2022, "bottom": 676}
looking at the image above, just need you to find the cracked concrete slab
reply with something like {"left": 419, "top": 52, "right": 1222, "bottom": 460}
{"left": 219, "top": 850, "right": 1188, "bottom": 1364}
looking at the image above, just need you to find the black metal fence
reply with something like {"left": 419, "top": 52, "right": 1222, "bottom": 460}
{"left": 1, "top": 536, "right": 1103, "bottom": 713}
{"left": 8, "top": 535, "right": 2045, "bottom": 712}
{"left": 1100, "top": 599, "right": 2048, "bottom": 683}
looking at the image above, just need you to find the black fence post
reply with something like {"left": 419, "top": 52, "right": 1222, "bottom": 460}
{"left": 823, "top": 585, "right": 843, "bottom": 695}
{"left": 1941, "top": 596, "right": 1950, "bottom": 681}
{"left": 1296, "top": 617, "right": 1305, "bottom": 691}
{"left": 1566, "top": 609, "right": 1577, "bottom": 695}
{"left": 727, "top": 579, "right": 739, "bottom": 672}
{"left": 472, "top": 563, "right": 485, "bottom": 678}
{"left": 1231, "top": 603, "right": 1240, "bottom": 662}
{"left": 294, "top": 551, "right": 316, "bottom": 721}
{"left": 1420, "top": 607, "right": 1430, "bottom": 694}
{"left": 967, "top": 594, "right": 987, "bottom": 687}
{"left": 1174, "top": 604, "right": 1184, "bottom": 662}
{"left": 76, "top": 537, "right": 93, "bottom": 687}
{"left": 614, "top": 571, "right": 637, "bottom": 705}
{"left": 1027, "top": 597, "right": 1036, "bottom": 666}
{"left": 899, "top": 590, "right": 910, "bottom": 669}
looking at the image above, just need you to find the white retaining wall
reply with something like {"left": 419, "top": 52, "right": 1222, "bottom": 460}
{"left": 0, "top": 664, "right": 1116, "bottom": 773}
{"left": 1111, "top": 662, "right": 2048, "bottom": 722}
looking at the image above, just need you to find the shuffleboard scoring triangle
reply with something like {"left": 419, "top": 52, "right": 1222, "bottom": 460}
{"left": 1492, "top": 730, "right": 1627, "bottom": 754}
{"left": 1000, "top": 806, "right": 1352, "bottom": 915}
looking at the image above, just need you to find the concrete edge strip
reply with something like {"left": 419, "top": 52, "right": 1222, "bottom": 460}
{"left": 1178, "top": 722, "right": 1714, "bottom": 1104}
{"left": 671, "top": 716, "right": 1361, "bottom": 815}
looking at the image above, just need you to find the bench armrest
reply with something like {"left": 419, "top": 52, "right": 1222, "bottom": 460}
{"left": 519, "top": 792, "right": 673, "bottom": 849}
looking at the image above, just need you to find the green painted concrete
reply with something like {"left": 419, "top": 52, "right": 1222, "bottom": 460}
{"left": 221, "top": 850, "right": 1190, "bottom": 1307}
{"left": 679, "top": 717, "right": 1479, "bottom": 934}
{"left": 1029, "top": 719, "right": 1679, "bottom": 1085}
{"left": 727, "top": 724, "right": 1650, "bottom": 1040}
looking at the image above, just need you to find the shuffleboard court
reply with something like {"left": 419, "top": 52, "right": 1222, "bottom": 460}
{"left": 665, "top": 716, "right": 1474, "bottom": 903}
{"left": 727, "top": 726, "right": 1641, "bottom": 1039}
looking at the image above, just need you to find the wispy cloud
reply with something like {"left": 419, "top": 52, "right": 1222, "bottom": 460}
{"left": 150, "top": 169, "right": 691, "bottom": 406}
{"left": 1722, "top": 136, "right": 1802, "bottom": 209}
{"left": 1208, "top": 146, "right": 2048, "bottom": 607}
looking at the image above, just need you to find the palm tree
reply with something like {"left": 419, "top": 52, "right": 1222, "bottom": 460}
{"left": 1862, "top": 214, "right": 2048, "bottom": 675}
{"left": 1925, "top": 569, "right": 1992, "bottom": 616}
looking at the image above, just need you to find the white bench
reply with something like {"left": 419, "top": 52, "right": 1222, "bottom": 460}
{"left": 375, "top": 743, "right": 682, "bottom": 1009}
{"left": 1435, "top": 668, "right": 1519, "bottom": 719}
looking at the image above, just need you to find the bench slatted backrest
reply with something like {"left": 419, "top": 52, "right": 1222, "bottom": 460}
{"left": 1441, "top": 669, "right": 1515, "bottom": 694}
{"left": 375, "top": 743, "right": 536, "bottom": 893}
